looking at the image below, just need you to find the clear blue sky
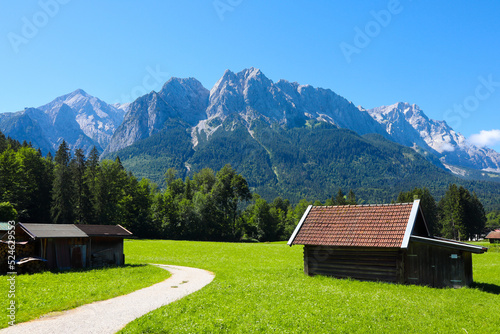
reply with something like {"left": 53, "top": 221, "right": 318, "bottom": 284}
{"left": 1, "top": 0, "right": 500, "bottom": 151}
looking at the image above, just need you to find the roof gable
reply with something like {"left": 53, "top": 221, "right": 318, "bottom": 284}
{"left": 288, "top": 200, "right": 428, "bottom": 248}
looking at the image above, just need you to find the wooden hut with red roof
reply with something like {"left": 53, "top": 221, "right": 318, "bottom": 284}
{"left": 288, "top": 200, "right": 487, "bottom": 288}
{"left": 485, "top": 230, "right": 500, "bottom": 243}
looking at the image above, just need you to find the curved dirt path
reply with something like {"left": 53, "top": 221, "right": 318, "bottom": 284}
{"left": 1, "top": 264, "right": 214, "bottom": 334}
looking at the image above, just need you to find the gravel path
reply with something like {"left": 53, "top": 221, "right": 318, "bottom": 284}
{"left": 1, "top": 264, "right": 214, "bottom": 334}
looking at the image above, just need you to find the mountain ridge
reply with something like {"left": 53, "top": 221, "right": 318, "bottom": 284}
{"left": 366, "top": 102, "right": 500, "bottom": 173}
{"left": 0, "top": 89, "right": 125, "bottom": 154}
{"left": 1, "top": 68, "right": 499, "bottom": 178}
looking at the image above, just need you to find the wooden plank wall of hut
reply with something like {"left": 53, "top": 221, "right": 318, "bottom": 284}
{"left": 405, "top": 241, "right": 473, "bottom": 288}
{"left": 304, "top": 246, "right": 401, "bottom": 283}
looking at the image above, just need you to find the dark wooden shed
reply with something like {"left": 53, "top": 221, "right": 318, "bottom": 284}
{"left": 485, "top": 230, "right": 500, "bottom": 243}
{"left": 15, "top": 223, "right": 89, "bottom": 270}
{"left": 2, "top": 223, "right": 132, "bottom": 271}
{"left": 75, "top": 224, "right": 132, "bottom": 266}
{"left": 288, "top": 200, "right": 487, "bottom": 288}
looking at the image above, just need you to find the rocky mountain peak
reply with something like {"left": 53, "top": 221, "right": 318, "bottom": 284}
{"left": 367, "top": 103, "right": 500, "bottom": 172}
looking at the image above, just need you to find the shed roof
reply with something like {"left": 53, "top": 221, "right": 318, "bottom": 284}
{"left": 76, "top": 224, "right": 133, "bottom": 237}
{"left": 485, "top": 230, "right": 500, "bottom": 240}
{"left": 410, "top": 236, "right": 486, "bottom": 254}
{"left": 288, "top": 200, "right": 486, "bottom": 254}
{"left": 288, "top": 201, "right": 422, "bottom": 248}
{"left": 20, "top": 223, "right": 88, "bottom": 239}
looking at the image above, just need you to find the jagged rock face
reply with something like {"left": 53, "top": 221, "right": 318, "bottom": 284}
{"left": 0, "top": 108, "right": 52, "bottom": 152}
{"left": 159, "top": 77, "right": 210, "bottom": 125}
{"left": 38, "top": 89, "right": 125, "bottom": 149}
{"left": 204, "top": 67, "right": 387, "bottom": 133}
{"left": 367, "top": 102, "right": 500, "bottom": 171}
{"left": 104, "top": 92, "right": 175, "bottom": 154}
{"left": 186, "top": 68, "right": 388, "bottom": 145}
{"left": 104, "top": 78, "right": 210, "bottom": 155}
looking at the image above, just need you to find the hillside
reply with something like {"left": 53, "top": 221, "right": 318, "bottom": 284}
{"left": 105, "top": 116, "right": 500, "bottom": 210}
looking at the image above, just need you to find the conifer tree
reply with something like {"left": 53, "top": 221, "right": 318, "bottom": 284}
{"left": 438, "top": 184, "right": 486, "bottom": 240}
{"left": 17, "top": 147, "right": 53, "bottom": 222}
{"left": 0, "top": 130, "right": 7, "bottom": 153}
{"left": 346, "top": 189, "right": 357, "bottom": 205}
{"left": 71, "top": 148, "right": 93, "bottom": 224}
{"left": 51, "top": 140, "right": 75, "bottom": 224}
{"left": 335, "top": 189, "right": 347, "bottom": 205}
{"left": 82, "top": 146, "right": 100, "bottom": 224}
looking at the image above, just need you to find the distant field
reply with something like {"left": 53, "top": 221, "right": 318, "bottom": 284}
{"left": 121, "top": 240, "right": 500, "bottom": 333}
{"left": 0, "top": 264, "right": 170, "bottom": 329}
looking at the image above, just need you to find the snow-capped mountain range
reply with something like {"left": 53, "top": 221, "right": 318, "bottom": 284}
{"left": 366, "top": 103, "right": 500, "bottom": 172}
{"left": 0, "top": 89, "right": 126, "bottom": 154}
{"left": 1, "top": 68, "right": 499, "bottom": 175}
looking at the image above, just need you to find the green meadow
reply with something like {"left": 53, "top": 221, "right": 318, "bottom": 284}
{"left": 120, "top": 240, "right": 500, "bottom": 333}
{"left": 0, "top": 264, "right": 170, "bottom": 328}
{"left": 1, "top": 241, "right": 499, "bottom": 333}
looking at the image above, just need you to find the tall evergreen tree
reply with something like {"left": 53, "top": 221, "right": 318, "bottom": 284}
{"left": 438, "top": 184, "right": 486, "bottom": 240}
{"left": 17, "top": 147, "right": 53, "bottom": 222}
{"left": 438, "top": 184, "right": 462, "bottom": 239}
{"left": 82, "top": 146, "right": 100, "bottom": 224}
{"left": 335, "top": 189, "right": 347, "bottom": 205}
{"left": 71, "top": 148, "right": 93, "bottom": 224}
{"left": 0, "top": 130, "right": 7, "bottom": 153}
{"left": 346, "top": 189, "right": 357, "bottom": 205}
{"left": 51, "top": 140, "right": 75, "bottom": 224}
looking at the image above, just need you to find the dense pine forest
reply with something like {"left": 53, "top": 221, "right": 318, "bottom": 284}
{"left": 0, "top": 130, "right": 497, "bottom": 241}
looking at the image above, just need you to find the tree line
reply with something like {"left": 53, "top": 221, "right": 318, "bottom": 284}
{"left": 396, "top": 186, "right": 487, "bottom": 241}
{"left": 0, "top": 135, "right": 309, "bottom": 241}
{"left": 0, "top": 132, "right": 490, "bottom": 241}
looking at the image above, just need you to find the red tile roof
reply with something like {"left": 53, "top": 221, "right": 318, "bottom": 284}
{"left": 291, "top": 203, "right": 414, "bottom": 248}
{"left": 485, "top": 230, "right": 500, "bottom": 239}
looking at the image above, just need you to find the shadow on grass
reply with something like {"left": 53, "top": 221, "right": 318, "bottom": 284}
{"left": 470, "top": 282, "right": 500, "bottom": 295}
{"left": 2, "top": 263, "right": 151, "bottom": 276}
{"left": 50, "top": 263, "right": 148, "bottom": 274}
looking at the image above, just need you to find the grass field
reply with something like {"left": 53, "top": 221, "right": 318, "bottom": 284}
{"left": 120, "top": 240, "right": 500, "bottom": 333}
{"left": 0, "top": 264, "right": 170, "bottom": 329}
